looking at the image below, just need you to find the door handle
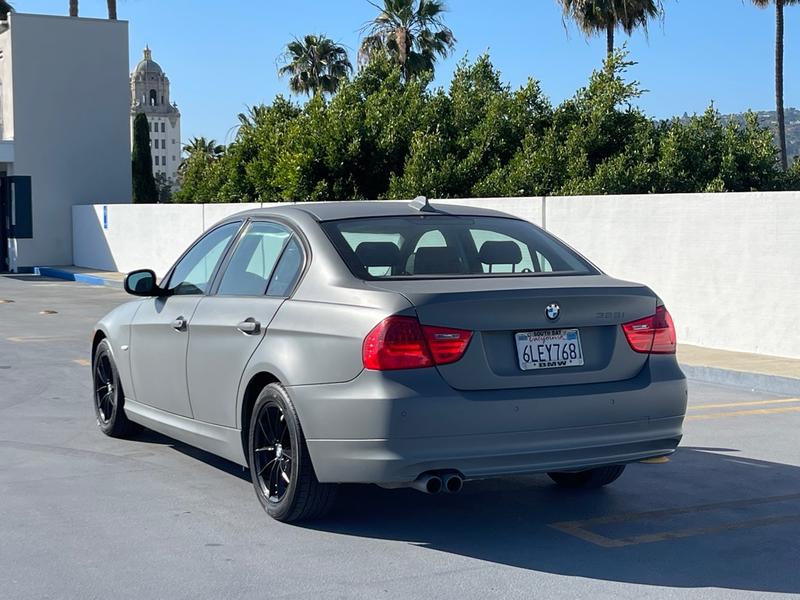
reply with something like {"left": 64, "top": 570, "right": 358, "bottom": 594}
{"left": 237, "top": 319, "right": 261, "bottom": 335}
{"left": 170, "top": 316, "right": 187, "bottom": 331}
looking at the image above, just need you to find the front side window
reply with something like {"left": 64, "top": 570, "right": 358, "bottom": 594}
{"left": 323, "top": 215, "right": 596, "bottom": 280}
{"left": 167, "top": 222, "right": 241, "bottom": 295}
{"left": 217, "top": 222, "right": 292, "bottom": 296}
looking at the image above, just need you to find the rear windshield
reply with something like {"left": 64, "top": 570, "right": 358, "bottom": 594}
{"left": 322, "top": 215, "right": 597, "bottom": 279}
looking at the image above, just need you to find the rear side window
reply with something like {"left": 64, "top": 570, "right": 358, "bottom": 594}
{"left": 267, "top": 237, "right": 304, "bottom": 296}
{"left": 322, "top": 215, "right": 596, "bottom": 280}
{"left": 217, "top": 222, "right": 291, "bottom": 296}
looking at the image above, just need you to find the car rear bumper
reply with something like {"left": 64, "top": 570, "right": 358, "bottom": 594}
{"left": 289, "top": 355, "right": 687, "bottom": 484}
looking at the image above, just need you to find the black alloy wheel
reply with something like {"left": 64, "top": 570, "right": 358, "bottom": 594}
{"left": 253, "top": 402, "right": 294, "bottom": 503}
{"left": 92, "top": 339, "right": 139, "bottom": 438}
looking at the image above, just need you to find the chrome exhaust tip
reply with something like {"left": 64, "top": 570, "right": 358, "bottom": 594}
{"left": 410, "top": 473, "right": 443, "bottom": 494}
{"left": 442, "top": 473, "right": 463, "bottom": 494}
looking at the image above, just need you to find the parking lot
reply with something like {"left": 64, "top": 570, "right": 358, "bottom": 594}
{"left": 1, "top": 273, "right": 798, "bottom": 600}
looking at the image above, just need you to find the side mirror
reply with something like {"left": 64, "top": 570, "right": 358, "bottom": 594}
{"left": 124, "top": 269, "right": 166, "bottom": 297}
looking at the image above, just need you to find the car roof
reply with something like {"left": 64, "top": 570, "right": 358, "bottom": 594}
{"left": 226, "top": 201, "right": 517, "bottom": 223}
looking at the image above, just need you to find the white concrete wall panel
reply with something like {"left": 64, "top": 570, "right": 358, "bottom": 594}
{"left": 545, "top": 192, "right": 800, "bottom": 359}
{"left": 73, "top": 203, "right": 203, "bottom": 275}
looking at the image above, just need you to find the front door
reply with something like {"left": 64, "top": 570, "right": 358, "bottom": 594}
{"left": 186, "top": 221, "right": 304, "bottom": 426}
{"left": 128, "top": 221, "right": 242, "bottom": 416}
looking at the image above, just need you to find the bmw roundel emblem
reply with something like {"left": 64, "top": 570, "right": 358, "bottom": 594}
{"left": 546, "top": 303, "right": 560, "bottom": 320}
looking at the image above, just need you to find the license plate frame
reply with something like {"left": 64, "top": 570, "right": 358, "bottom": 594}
{"left": 515, "top": 328, "right": 584, "bottom": 371}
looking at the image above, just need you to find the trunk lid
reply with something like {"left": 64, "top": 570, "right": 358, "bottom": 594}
{"left": 369, "top": 275, "right": 656, "bottom": 391}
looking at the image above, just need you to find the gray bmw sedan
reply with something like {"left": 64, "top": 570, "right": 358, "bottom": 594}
{"left": 92, "top": 199, "right": 687, "bottom": 522}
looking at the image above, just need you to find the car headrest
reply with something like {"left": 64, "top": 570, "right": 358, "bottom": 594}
{"left": 355, "top": 242, "right": 400, "bottom": 268}
{"left": 413, "top": 247, "right": 463, "bottom": 275}
{"left": 478, "top": 240, "right": 522, "bottom": 265}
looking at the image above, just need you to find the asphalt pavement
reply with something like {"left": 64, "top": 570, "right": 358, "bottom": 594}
{"left": 1, "top": 273, "right": 799, "bottom": 600}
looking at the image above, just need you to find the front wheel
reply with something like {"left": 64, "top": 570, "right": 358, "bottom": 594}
{"left": 93, "top": 339, "right": 139, "bottom": 438}
{"left": 548, "top": 465, "right": 626, "bottom": 488}
{"left": 248, "top": 383, "right": 337, "bottom": 522}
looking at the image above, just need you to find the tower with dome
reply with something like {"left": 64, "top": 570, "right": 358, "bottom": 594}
{"left": 130, "top": 46, "right": 181, "bottom": 187}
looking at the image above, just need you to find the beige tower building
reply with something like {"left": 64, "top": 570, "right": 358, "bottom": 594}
{"left": 130, "top": 46, "right": 181, "bottom": 186}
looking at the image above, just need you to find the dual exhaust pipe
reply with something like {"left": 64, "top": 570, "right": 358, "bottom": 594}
{"left": 410, "top": 471, "right": 464, "bottom": 495}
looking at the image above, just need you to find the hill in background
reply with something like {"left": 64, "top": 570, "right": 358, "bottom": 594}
{"left": 680, "top": 108, "right": 800, "bottom": 163}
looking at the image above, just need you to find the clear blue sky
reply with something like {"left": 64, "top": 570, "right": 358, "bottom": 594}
{"left": 20, "top": 0, "right": 800, "bottom": 145}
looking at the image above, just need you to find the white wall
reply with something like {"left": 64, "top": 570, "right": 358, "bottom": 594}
{"left": 543, "top": 192, "right": 800, "bottom": 359}
{"left": 73, "top": 192, "right": 800, "bottom": 358}
{"left": 9, "top": 13, "right": 131, "bottom": 267}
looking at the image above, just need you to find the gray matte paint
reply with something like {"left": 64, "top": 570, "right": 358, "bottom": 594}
{"left": 94, "top": 202, "right": 687, "bottom": 484}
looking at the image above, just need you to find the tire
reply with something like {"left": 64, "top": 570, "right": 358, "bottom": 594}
{"left": 548, "top": 465, "right": 626, "bottom": 489}
{"left": 93, "top": 339, "right": 139, "bottom": 438}
{"left": 248, "top": 383, "right": 337, "bottom": 523}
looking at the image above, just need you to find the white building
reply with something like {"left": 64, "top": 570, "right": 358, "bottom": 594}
{"left": 0, "top": 12, "right": 131, "bottom": 271}
{"left": 130, "top": 46, "right": 181, "bottom": 186}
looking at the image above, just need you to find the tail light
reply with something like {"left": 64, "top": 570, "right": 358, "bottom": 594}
{"left": 363, "top": 316, "right": 473, "bottom": 370}
{"left": 622, "top": 305, "right": 676, "bottom": 354}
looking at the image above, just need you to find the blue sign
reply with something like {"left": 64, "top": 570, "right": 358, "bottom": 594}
{"left": 103, "top": 205, "right": 108, "bottom": 230}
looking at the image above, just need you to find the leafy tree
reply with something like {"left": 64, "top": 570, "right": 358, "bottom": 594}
{"left": 389, "top": 55, "right": 552, "bottom": 198}
{"left": 154, "top": 173, "right": 173, "bottom": 203}
{"left": 360, "top": 0, "right": 456, "bottom": 80}
{"left": 278, "top": 35, "right": 352, "bottom": 97}
{"left": 131, "top": 113, "right": 158, "bottom": 204}
{"left": 751, "top": 0, "right": 798, "bottom": 170}
{"left": 558, "top": 0, "right": 663, "bottom": 57}
{"left": 174, "top": 138, "right": 226, "bottom": 202}
{"left": 0, "top": 2, "right": 14, "bottom": 18}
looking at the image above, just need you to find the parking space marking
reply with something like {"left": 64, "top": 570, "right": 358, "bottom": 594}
{"left": 550, "top": 493, "right": 800, "bottom": 548}
{"left": 689, "top": 398, "right": 800, "bottom": 411}
{"left": 6, "top": 335, "right": 69, "bottom": 343}
{"left": 686, "top": 406, "right": 800, "bottom": 421}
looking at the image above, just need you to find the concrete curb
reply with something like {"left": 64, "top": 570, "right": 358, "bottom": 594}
{"left": 680, "top": 364, "right": 800, "bottom": 396}
{"left": 33, "top": 267, "right": 115, "bottom": 287}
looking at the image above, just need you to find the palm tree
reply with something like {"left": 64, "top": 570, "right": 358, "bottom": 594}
{"left": 107, "top": 0, "right": 117, "bottom": 20}
{"left": 183, "top": 137, "right": 225, "bottom": 162}
{"left": 359, "top": 0, "right": 456, "bottom": 80}
{"left": 278, "top": 35, "right": 352, "bottom": 97}
{"left": 558, "top": 0, "right": 663, "bottom": 58}
{"left": 179, "top": 137, "right": 224, "bottom": 180}
{"left": 752, "top": 0, "right": 798, "bottom": 170}
{"left": 237, "top": 105, "right": 268, "bottom": 132}
{"left": 69, "top": 0, "right": 78, "bottom": 17}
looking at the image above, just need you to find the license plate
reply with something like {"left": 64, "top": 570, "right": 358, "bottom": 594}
{"left": 515, "top": 329, "right": 584, "bottom": 371}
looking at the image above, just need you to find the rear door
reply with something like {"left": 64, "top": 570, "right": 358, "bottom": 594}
{"left": 186, "top": 221, "right": 305, "bottom": 426}
{"left": 129, "top": 221, "right": 241, "bottom": 416}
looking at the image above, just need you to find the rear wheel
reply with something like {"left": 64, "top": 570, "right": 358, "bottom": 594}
{"left": 547, "top": 465, "right": 626, "bottom": 488}
{"left": 93, "top": 339, "right": 139, "bottom": 438}
{"left": 248, "top": 383, "right": 337, "bottom": 522}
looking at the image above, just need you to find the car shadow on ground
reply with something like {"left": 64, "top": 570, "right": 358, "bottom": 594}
{"left": 302, "top": 447, "right": 800, "bottom": 594}
{"left": 134, "top": 428, "right": 251, "bottom": 482}
{"left": 128, "top": 429, "right": 800, "bottom": 594}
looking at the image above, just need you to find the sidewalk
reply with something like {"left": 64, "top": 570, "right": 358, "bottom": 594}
{"left": 33, "top": 265, "right": 125, "bottom": 287}
{"left": 678, "top": 344, "right": 800, "bottom": 396}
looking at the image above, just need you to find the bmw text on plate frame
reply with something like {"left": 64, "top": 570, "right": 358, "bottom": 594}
{"left": 92, "top": 198, "right": 686, "bottom": 523}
